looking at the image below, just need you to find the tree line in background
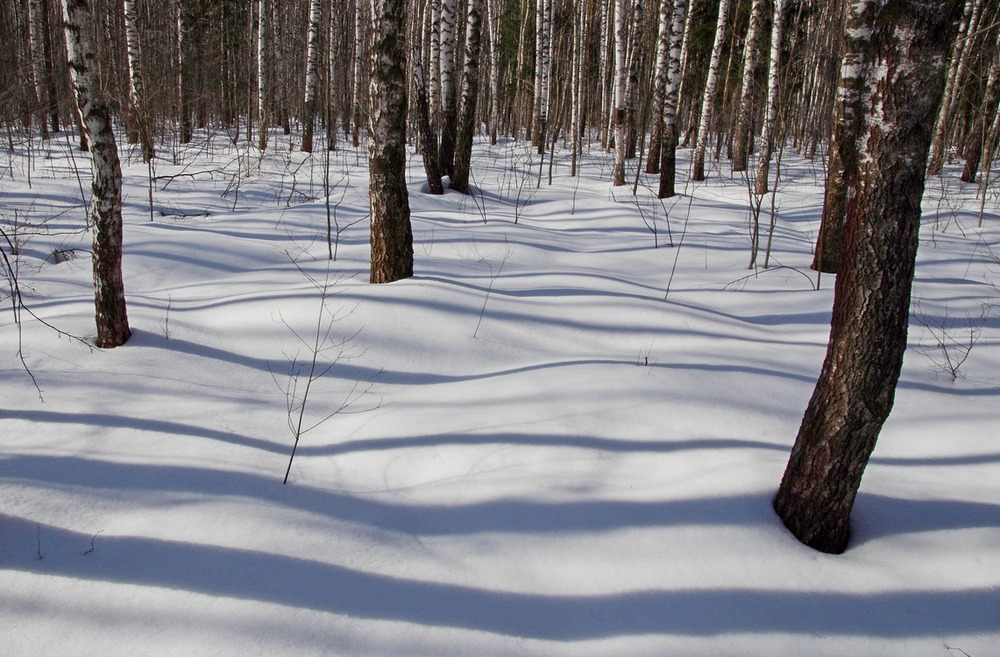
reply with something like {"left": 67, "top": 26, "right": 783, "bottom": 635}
{"left": 3, "top": 0, "right": 998, "bottom": 194}
{"left": 1, "top": 0, "right": 996, "bottom": 554}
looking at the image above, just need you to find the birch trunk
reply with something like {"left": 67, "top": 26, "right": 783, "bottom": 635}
{"left": 62, "top": 0, "right": 131, "bottom": 348}
{"left": 535, "top": 0, "right": 552, "bottom": 155}
{"left": 646, "top": 0, "right": 672, "bottom": 174}
{"left": 753, "top": 0, "right": 786, "bottom": 194}
{"left": 691, "top": 0, "right": 731, "bottom": 181}
{"left": 731, "top": 0, "right": 766, "bottom": 172}
{"left": 124, "top": 0, "right": 153, "bottom": 161}
{"left": 369, "top": 0, "right": 413, "bottom": 283}
{"left": 486, "top": 0, "right": 500, "bottom": 144}
{"left": 28, "top": 0, "right": 50, "bottom": 139}
{"left": 452, "top": 0, "right": 483, "bottom": 194}
{"left": 414, "top": 0, "right": 444, "bottom": 193}
{"left": 612, "top": 0, "right": 629, "bottom": 185}
{"left": 351, "top": 0, "right": 365, "bottom": 147}
{"left": 812, "top": 0, "right": 869, "bottom": 274}
{"left": 438, "top": 0, "right": 458, "bottom": 176}
{"left": 176, "top": 0, "right": 192, "bottom": 143}
{"left": 257, "top": 0, "right": 269, "bottom": 150}
{"left": 301, "top": 0, "right": 322, "bottom": 153}
{"left": 774, "top": 0, "right": 960, "bottom": 554}
{"left": 658, "top": 0, "right": 686, "bottom": 198}
{"left": 960, "top": 22, "right": 1000, "bottom": 183}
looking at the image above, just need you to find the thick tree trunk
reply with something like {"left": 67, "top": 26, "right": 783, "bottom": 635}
{"left": 451, "top": 0, "right": 483, "bottom": 194}
{"left": 63, "top": 0, "right": 131, "bottom": 348}
{"left": 368, "top": 0, "right": 413, "bottom": 284}
{"left": 646, "top": 0, "right": 672, "bottom": 175}
{"left": 774, "top": 0, "right": 960, "bottom": 555}
{"left": 438, "top": 0, "right": 458, "bottom": 176}
{"left": 692, "top": 0, "right": 731, "bottom": 181}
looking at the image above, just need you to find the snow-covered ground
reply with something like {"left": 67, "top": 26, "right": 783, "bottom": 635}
{"left": 2, "top": 130, "right": 998, "bottom": 656}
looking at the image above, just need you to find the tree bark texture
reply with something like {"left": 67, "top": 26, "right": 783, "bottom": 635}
{"left": 692, "top": 0, "right": 731, "bottom": 181}
{"left": 731, "top": 0, "right": 766, "bottom": 173}
{"left": 368, "top": 0, "right": 413, "bottom": 284}
{"left": 774, "top": 0, "right": 961, "bottom": 555}
{"left": 63, "top": 0, "right": 131, "bottom": 348}
{"left": 451, "top": 0, "right": 483, "bottom": 195}
{"left": 753, "top": 0, "right": 787, "bottom": 195}
{"left": 657, "top": 0, "right": 686, "bottom": 198}
{"left": 300, "top": 0, "right": 322, "bottom": 153}
{"left": 813, "top": 0, "right": 871, "bottom": 274}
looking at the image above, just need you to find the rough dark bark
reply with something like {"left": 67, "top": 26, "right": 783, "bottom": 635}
{"left": 774, "top": 0, "right": 961, "bottom": 554}
{"left": 63, "top": 0, "right": 131, "bottom": 348}
{"left": 368, "top": 0, "right": 413, "bottom": 284}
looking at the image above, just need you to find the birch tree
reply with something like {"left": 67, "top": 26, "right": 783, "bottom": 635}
{"left": 612, "top": 0, "right": 629, "bottom": 186}
{"left": 774, "top": 0, "right": 961, "bottom": 554}
{"left": 27, "top": 0, "right": 50, "bottom": 139}
{"left": 812, "top": 0, "right": 867, "bottom": 274}
{"left": 257, "top": 0, "right": 269, "bottom": 150}
{"left": 451, "top": 0, "right": 483, "bottom": 194}
{"left": 123, "top": 0, "right": 153, "bottom": 161}
{"left": 300, "top": 0, "right": 323, "bottom": 153}
{"left": 731, "top": 0, "right": 766, "bottom": 173}
{"left": 753, "top": 0, "right": 786, "bottom": 195}
{"left": 62, "top": 0, "right": 131, "bottom": 348}
{"left": 413, "top": 0, "right": 444, "bottom": 193}
{"left": 658, "top": 0, "right": 686, "bottom": 198}
{"left": 691, "top": 0, "right": 731, "bottom": 182}
{"left": 176, "top": 0, "right": 192, "bottom": 143}
{"left": 368, "top": 0, "right": 413, "bottom": 284}
{"left": 437, "top": 0, "right": 458, "bottom": 176}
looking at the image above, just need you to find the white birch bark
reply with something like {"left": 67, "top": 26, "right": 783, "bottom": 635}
{"left": 351, "top": 0, "right": 365, "bottom": 146}
{"left": 658, "top": 0, "right": 687, "bottom": 198}
{"left": 452, "top": 0, "right": 483, "bottom": 193}
{"left": 571, "top": 0, "right": 588, "bottom": 175}
{"left": 123, "top": 0, "right": 153, "bottom": 161}
{"left": 612, "top": 0, "right": 629, "bottom": 185}
{"left": 62, "top": 0, "right": 131, "bottom": 347}
{"left": 301, "top": 0, "right": 323, "bottom": 152}
{"left": 692, "top": 0, "right": 731, "bottom": 181}
{"left": 928, "top": 0, "right": 983, "bottom": 174}
{"left": 486, "top": 0, "right": 500, "bottom": 144}
{"left": 536, "top": 0, "right": 553, "bottom": 154}
{"left": 731, "top": 0, "right": 766, "bottom": 172}
{"left": 646, "top": 0, "right": 672, "bottom": 174}
{"left": 439, "top": 0, "right": 456, "bottom": 116}
{"left": 754, "top": 0, "right": 787, "bottom": 194}
{"left": 427, "top": 0, "right": 442, "bottom": 125}
{"left": 176, "top": 0, "right": 191, "bottom": 143}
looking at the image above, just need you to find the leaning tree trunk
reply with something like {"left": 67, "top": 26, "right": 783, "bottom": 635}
{"left": 451, "top": 0, "right": 483, "bottom": 194}
{"left": 753, "top": 0, "right": 787, "bottom": 195}
{"left": 368, "top": 0, "right": 413, "bottom": 284}
{"left": 691, "top": 0, "right": 731, "bottom": 181}
{"left": 773, "top": 0, "right": 960, "bottom": 555}
{"left": 301, "top": 0, "right": 322, "bottom": 153}
{"left": 657, "top": 0, "right": 687, "bottom": 198}
{"left": 812, "top": 0, "right": 869, "bottom": 274}
{"left": 62, "top": 0, "right": 131, "bottom": 348}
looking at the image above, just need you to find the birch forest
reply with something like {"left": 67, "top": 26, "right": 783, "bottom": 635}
{"left": 2, "top": 0, "right": 997, "bottom": 200}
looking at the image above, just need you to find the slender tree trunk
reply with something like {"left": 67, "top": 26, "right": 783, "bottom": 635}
{"left": 646, "top": 0, "right": 672, "bottom": 175}
{"left": 62, "top": 0, "right": 131, "bottom": 348}
{"left": 754, "top": 0, "right": 786, "bottom": 195}
{"left": 438, "top": 0, "right": 458, "bottom": 176}
{"left": 732, "top": 0, "right": 766, "bottom": 172}
{"left": 774, "top": 0, "right": 960, "bottom": 555}
{"left": 927, "top": 0, "right": 983, "bottom": 175}
{"left": 352, "top": 0, "right": 365, "bottom": 146}
{"left": 123, "top": 0, "right": 153, "bottom": 161}
{"left": 812, "top": 0, "right": 864, "bottom": 274}
{"left": 612, "top": 0, "right": 629, "bottom": 185}
{"left": 658, "top": 0, "right": 686, "bottom": 198}
{"left": 301, "top": 0, "right": 322, "bottom": 153}
{"left": 452, "top": 0, "right": 483, "bottom": 194}
{"left": 369, "top": 0, "right": 413, "bottom": 284}
{"left": 28, "top": 0, "right": 51, "bottom": 139}
{"left": 257, "top": 0, "right": 269, "bottom": 150}
{"left": 176, "top": 0, "right": 192, "bottom": 143}
{"left": 414, "top": 0, "right": 444, "bottom": 193}
{"left": 535, "top": 0, "right": 553, "bottom": 156}
{"left": 692, "top": 0, "right": 731, "bottom": 181}
{"left": 486, "top": 0, "right": 500, "bottom": 144}
{"left": 960, "top": 24, "right": 1000, "bottom": 183}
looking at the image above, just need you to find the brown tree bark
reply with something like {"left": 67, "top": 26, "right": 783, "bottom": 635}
{"left": 368, "top": 0, "right": 413, "bottom": 284}
{"left": 774, "top": 0, "right": 962, "bottom": 554}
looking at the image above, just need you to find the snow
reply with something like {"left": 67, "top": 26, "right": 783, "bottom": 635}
{"left": 2, "top": 130, "right": 999, "bottom": 656}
